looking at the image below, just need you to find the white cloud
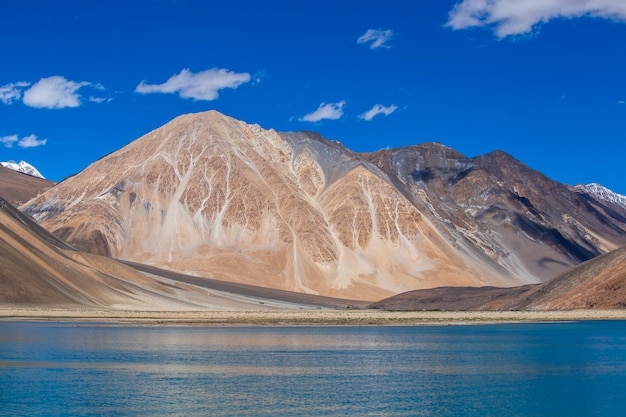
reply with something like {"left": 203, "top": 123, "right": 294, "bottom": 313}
{"left": 0, "top": 82, "right": 30, "bottom": 104}
{"left": 2, "top": 77, "right": 107, "bottom": 108}
{"left": 300, "top": 101, "right": 346, "bottom": 122}
{"left": 17, "top": 134, "right": 47, "bottom": 148}
{"left": 357, "top": 28, "right": 395, "bottom": 49}
{"left": 1, "top": 134, "right": 19, "bottom": 148}
{"left": 618, "top": 100, "right": 625, "bottom": 104}
{"left": 0, "top": 134, "right": 46, "bottom": 148}
{"left": 446, "top": 0, "right": 626, "bottom": 38}
{"left": 22, "top": 76, "right": 91, "bottom": 109}
{"left": 359, "top": 104, "right": 398, "bottom": 121}
{"left": 88, "top": 96, "right": 113, "bottom": 104}
{"left": 135, "top": 68, "right": 252, "bottom": 101}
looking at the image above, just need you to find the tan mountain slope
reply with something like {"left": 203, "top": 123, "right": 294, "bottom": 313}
{"left": 24, "top": 111, "right": 513, "bottom": 301}
{"left": 368, "top": 285, "right": 535, "bottom": 311}
{"left": 3, "top": 195, "right": 297, "bottom": 310}
{"left": 4, "top": 194, "right": 359, "bottom": 310}
{"left": 1, "top": 195, "right": 192, "bottom": 308}
{"left": 371, "top": 246, "right": 626, "bottom": 311}
{"left": 0, "top": 165, "right": 53, "bottom": 206}
{"left": 507, "top": 245, "right": 626, "bottom": 310}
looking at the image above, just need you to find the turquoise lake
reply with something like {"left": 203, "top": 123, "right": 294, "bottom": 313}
{"left": 1, "top": 321, "right": 625, "bottom": 416}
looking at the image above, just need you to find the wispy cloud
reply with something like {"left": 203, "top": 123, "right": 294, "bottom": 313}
{"left": 0, "top": 133, "right": 46, "bottom": 148}
{"left": 618, "top": 100, "right": 625, "bottom": 105}
{"left": 252, "top": 69, "right": 266, "bottom": 85}
{"left": 88, "top": 96, "right": 113, "bottom": 104}
{"left": 300, "top": 101, "right": 346, "bottom": 122}
{"left": 359, "top": 104, "right": 398, "bottom": 121}
{"left": 0, "top": 82, "right": 30, "bottom": 104}
{"left": 446, "top": 0, "right": 626, "bottom": 38}
{"left": 0, "top": 134, "right": 18, "bottom": 148}
{"left": 135, "top": 68, "right": 252, "bottom": 101}
{"left": 357, "top": 28, "right": 395, "bottom": 49}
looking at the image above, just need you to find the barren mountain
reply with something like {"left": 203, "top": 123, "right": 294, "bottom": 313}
{"left": 2, "top": 195, "right": 355, "bottom": 310}
{"left": 0, "top": 165, "right": 53, "bottom": 206}
{"left": 22, "top": 111, "right": 626, "bottom": 301}
{"left": 370, "top": 246, "right": 626, "bottom": 311}
{"left": 1, "top": 194, "right": 176, "bottom": 308}
{"left": 364, "top": 146, "right": 626, "bottom": 282}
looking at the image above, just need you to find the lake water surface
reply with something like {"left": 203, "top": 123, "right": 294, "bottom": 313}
{"left": 1, "top": 321, "right": 625, "bottom": 416}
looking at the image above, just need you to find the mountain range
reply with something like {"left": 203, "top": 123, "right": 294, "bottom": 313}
{"left": 19, "top": 111, "right": 626, "bottom": 302}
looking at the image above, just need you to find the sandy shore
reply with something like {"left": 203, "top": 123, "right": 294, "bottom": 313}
{"left": 2, "top": 307, "right": 626, "bottom": 325}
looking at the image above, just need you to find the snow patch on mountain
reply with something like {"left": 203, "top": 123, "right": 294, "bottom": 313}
{"left": 573, "top": 183, "right": 626, "bottom": 209}
{"left": 0, "top": 160, "right": 45, "bottom": 179}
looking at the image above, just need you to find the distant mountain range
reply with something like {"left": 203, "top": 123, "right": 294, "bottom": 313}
{"left": 1, "top": 160, "right": 45, "bottom": 179}
{"left": 7, "top": 183, "right": 623, "bottom": 311}
{"left": 571, "top": 183, "right": 626, "bottom": 210}
{"left": 20, "top": 111, "right": 626, "bottom": 302}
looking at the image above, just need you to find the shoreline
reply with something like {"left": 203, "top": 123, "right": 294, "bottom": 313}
{"left": 2, "top": 307, "right": 626, "bottom": 326}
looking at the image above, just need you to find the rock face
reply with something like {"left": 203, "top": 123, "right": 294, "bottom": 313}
{"left": 22, "top": 111, "right": 626, "bottom": 301}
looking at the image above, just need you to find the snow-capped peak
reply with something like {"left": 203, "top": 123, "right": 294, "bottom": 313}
{"left": 573, "top": 183, "right": 626, "bottom": 209}
{"left": 0, "top": 160, "right": 45, "bottom": 179}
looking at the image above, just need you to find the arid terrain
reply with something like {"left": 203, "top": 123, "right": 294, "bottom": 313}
{"left": 1, "top": 192, "right": 363, "bottom": 311}
{"left": 2, "top": 111, "right": 625, "bottom": 317}
{"left": 371, "top": 246, "right": 626, "bottom": 311}
{"left": 20, "top": 111, "right": 626, "bottom": 301}
{"left": 3, "top": 307, "right": 626, "bottom": 326}
{"left": 0, "top": 165, "right": 53, "bottom": 206}
{"left": 2, "top": 182, "right": 626, "bottom": 316}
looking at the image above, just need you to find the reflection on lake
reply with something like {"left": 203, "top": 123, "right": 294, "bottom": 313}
{"left": 1, "top": 321, "right": 625, "bottom": 416}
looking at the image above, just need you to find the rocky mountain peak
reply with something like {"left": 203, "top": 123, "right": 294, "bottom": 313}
{"left": 572, "top": 183, "right": 626, "bottom": 210}
{"left": 22, "top": 111, "right": 626, "bottom": 301}
{"left": 1, "top": 160, "right": 45, "bottom": 179}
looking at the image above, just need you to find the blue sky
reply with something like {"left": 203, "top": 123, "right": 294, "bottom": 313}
{"left": 1, "top": 0, "right": 625, "bottom": 194}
